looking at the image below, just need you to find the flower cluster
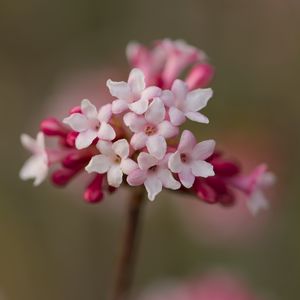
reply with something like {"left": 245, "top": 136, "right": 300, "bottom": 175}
{"left": 20, "top": 39, "right": 274, "bottom": 213}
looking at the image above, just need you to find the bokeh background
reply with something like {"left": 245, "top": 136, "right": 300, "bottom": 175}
{"left": 1, "top": 0, "right": 300, "bottom": 299}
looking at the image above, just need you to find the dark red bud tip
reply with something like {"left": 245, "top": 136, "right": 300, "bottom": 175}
{"left": 40, "top": 118, "right": 68, "bottom": 137}
{"left": 62, "top": 152, "right": 91, "bottom": 169}
{"left": 65, "top": 131, "right": 78, "bottom": 148}
{"left": 69, "top": 106, "right": 82, "bottom": 114}
{"left": 51, "top": 168, "right": 80, "bottom": 186}
{"left": 84, "top": 175, "right": 104, "bottom": 204}
{"left": 212, "top": 161, "right": 240, "bottom": 177}
{"left": 185, "top": 63, "right": 214, "bottom": 90}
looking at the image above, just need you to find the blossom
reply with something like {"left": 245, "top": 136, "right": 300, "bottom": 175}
{"left": 63, "top": 99, "right": 116, "bottom": 149}
{"left": 127, "top": 147, "right": 180, "bottom": 201}
{"left": 19, "top": 132, "right": 48, "bottom": 186}
{"left": 85, "top": 139, "right": 137, "bottom": 188}
{"left": 107, "top": 68, "right": 161, "bottom": 114}
{"left": 169, "top": 130, "right": 215, "bottom": 188}
{"left": 162, "top": 79, "right": 212, "bottom": 126}
{"left": 124, "top": 98, "right": 178, "bottom": 159}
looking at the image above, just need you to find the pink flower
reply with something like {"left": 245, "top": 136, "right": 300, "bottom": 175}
{"left": 107, "top": 68, "right": 161, "bottom": 114}
{"left": 85, "top": 139, "right": 137, "bottom": 188}
{"left": 63, "top": 99, "right": 116, "bottom": 149}
{"left": 19, "top": 132, "right": 48, "bottom": 186}
{"left": 162, "top": 79, "right": 213, "bottom": 126}
{"left": 127, "top": 147, "right": 180, "bottom": 201}
{"left": 169, "top": 130, "right": 215, "bottom": 188}
{"left": 125, "top": 98, "right": 178, "bottom": 159}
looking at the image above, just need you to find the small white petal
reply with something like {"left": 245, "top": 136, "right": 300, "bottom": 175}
{"left": 112, "top": 99, "right": 128, "bottom": 114}
{"left": 123, "top": 112, "right": 147, "bottom": 132}
{"left": 121, "top": 159, "right": 138, "bottom": 175}
{"left": 191, "top": 139, "right": 216, "bottom": 160}
{"left": 128, "top": 98, "right": 149, "bottom": 114}
{"left": 141, "top": 86, "right": 162, "bottom": 101}
{"left": 130, "top": 132, "right": 148, "bottom": 150}
{"left": 145, "top": 98, "right": 165, "bottom": 125}
{"left": 146, "top": 135, "right": 166, "bottom": 160}
{"left": 107, "top": 165, "right": 123, "bottom": 187}
{"left": 168, "top": 106, "right": 186, "bottom": 126}
{"left": 98, "top": 122, "right": 116, "bottom": 141}
{"left": 191, "top": 160, "right": 215, "bottom": 178}
{"left": 137, "top": 152, "right": 158, "bottom": 170}
{"left": 127, "top": 169, "right": 147, "bottom": 186}
{"left": 98, "top": 103, "right": 112, "bottom": 123}
{"left": 185, "top": 111, "right": 209, "bottom": 124}
{"left": 171, "top": 79, "right": 188, "bottom": 101}
{"left": 157, "top": 120, "right": 178, "bottom": 139}
{"left": 185, "top": 88, "right": 213, "bottom": 112}
{"left": 168, "top": 151, "right": 184, "bottom": 173}
{"left": 21, "top": 133, "right": 38, "bottom": 153}
{"left": 106, "top": 79, "right": 132, "bottom": 100}
{"left": 81, "top": 99, "right": 98, "bottom": 119}
{"left": 178, "top": 130, "right": 197, "bottom": 153}
{"left": 178, "top": 167, "right": 195, "bottom": 188}
{"left": 75, "top": 130, "right": 98, "bottom": 149}
{"left": 160, "top": 90, "right": 174, "bottom": 107}
{"left": 158, "top": 169, "right": 181, "bottom": 190}
{"left": 85, "top": 154, "right": 110, "bottom": 174}
{"left": 36, "top": 132, "right": 46, "bottom": 152}
{"left": 112, "top": 139, "right": 129, "bottom": 158}
{"left": 63, "top": 113, "right": 89, "bottom": 132}
{"left": 128, "top": 68, "right": 145, "bottom": 95}
{"left": 96, "top": 140, "right": 112, "bottom": 155}
{"left": 144, "top": 176, "right": 162, "bottom": 201}
{"left": 247, "top": 190, "right": 269, "bottom": 216}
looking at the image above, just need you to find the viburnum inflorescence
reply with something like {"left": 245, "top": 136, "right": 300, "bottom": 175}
{"left": 20, "top": 39, "right": 274, "bottom": 214}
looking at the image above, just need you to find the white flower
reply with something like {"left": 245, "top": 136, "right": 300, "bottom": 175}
{"left": 107, "top": 68, "right": 161, "bottom": 115}
{"left": 19, "top": 132, "right": 48, "bottom": 186}
{"left": 162, "top": 79, "right": 212, "bottom": 126}
{"left": 127, "top": 146, "right": 180, "bottom": 201}
{"left": 168, "top": 130, "right": 215, "bottom": 188}
{"left": 85, "top": 139, "right": 137, "bottom": 188}
{"left": 63, "top": 99, "right": 116, "bottom": 150}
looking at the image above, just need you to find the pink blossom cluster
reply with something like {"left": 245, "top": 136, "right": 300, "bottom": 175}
{"left": 20, "top": 39, "right": 273, "bottom": 213}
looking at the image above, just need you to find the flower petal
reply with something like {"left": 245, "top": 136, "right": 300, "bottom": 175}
{"left": 123, "top": 112, "right": 147, "bottom": 132}
{"left": 137, "top": 152, "right": 158, "bottom": 170}
{"left": 121, "top": 158, "right": 138, "bottom": 175}
{"left": 112, "top": 139, "right": 129, "bottom": 158}
{"left": 85, "top": 154, "right": 111, "bottom": 174}
{"left": 81, "top": 99, "right": 98, "bottom": 119}
{"left": 185, "top": 88, "right": 213, "bottom": 112}
{"left": 96, "top": 140, "right": 112, "bottom": 155}
{"left": 63, "top": 113, "right": 89, "bottom": 132}
{"left": 112, "top": 99, "right": 128, "bottom": 114}
{"left": 178, "top": 167, "right": 195, "bottom": 188}
{"left": 141, "top": 86, "right": 161, "bottom": 100}
{"left": 191, "top": 160, "right": 215, "bottom": 178}
{"left": 171, "top": 79, "right": 188, "bottom": 101}
{"left": 145, "top": 98, "right": 165, "bottom": 124}
{"left": 144, "top": 176, "right": 162, "bottom": 201}
{"left": 98, "top": 122, "right": 116, "bottom": 141}
{"left": 75, "top": 130, "right": 98, "bottom": 149}
{"left": 160, "top": 90, "right": 174, "bottom": 107}
{"left": 158, "top": 169, "right": 181, "bottom": 190}
{"left": 247, "top": 190, "right": 269, "bottom": 216}
{"left": 107, "top": 165, "right": 123, "bottom": 187}
{"left": 21, "top": 134, "right": 38, "bottom": 153}
{"left": 128, "top": 68, "right": 145, "bottom": 95}
{"left": 146, "top": 135, "right": 166, "bottom": 160}
{"left": 157, "top": 120, "right": 178, "bottom": 139}
{"left": 185, "top": 111, "right": 209, "bottom": 124}
{"left": 106, "top": 79, "right": 132, "bottom": 100}
{"left": 130, "top": 132, "right": 148, "bottom": 150}
{"left": 98, "top": 103, "right": 112, "bottom": 123}
{"left": 168, "top": 106, "right": 186, "bottom": 126}
{"left": 178, "top": 130, "right": 197, "bottom": 153}
{"left": 168, "top": 151, "right": 183, "bottom": 173}
{"left": 127, "top": 169, "right": 147, "bottom": 186}
{"left": 191, "top": 139, "right": 216, "bottom": 160}
{"left": 128, "top": 98, "right": 149, "bottom": 114}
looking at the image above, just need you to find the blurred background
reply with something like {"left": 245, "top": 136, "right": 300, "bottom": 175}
{"left": 1, "top": 0, "right": 300, "bottom": 299}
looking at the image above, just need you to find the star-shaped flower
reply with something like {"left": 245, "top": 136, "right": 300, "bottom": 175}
{"left": 107, "top": 68, "right": 161, "bottom": 115}
{"left": 85, "top": 139, "right": 137, "bottom": 188}
{"left": 19, "top": 132, "right": 48, "bottom": 186}
{"left": 168, "top": 130, "right": 215, "bottom": 188}
{"left": 63, "top": 99, "right": 116, "bottom": 149}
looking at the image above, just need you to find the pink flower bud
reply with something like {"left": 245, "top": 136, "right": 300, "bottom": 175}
{"left": 84, "top": 175, "right": 104, "bottom": 203}
{"left": 51, "top": 168, "right": 81, "bottom": 186}
{"left": 62, "top": 152, "right": 91, "bottom": 169}
{"left": 185, "top": 63, "right": 214, "bottom": 90}
{"left": 40, "top": 117, "right": 68, "bottom": 137}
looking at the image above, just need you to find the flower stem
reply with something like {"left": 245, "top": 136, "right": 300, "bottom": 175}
{"left": 110, "top": 188, "right": 145, "bottom": 300}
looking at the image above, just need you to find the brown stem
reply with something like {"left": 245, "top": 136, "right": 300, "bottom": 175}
{"left": 110, "top": 188, "right": 145, "bottom": 300}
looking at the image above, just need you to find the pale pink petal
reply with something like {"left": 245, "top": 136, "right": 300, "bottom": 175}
{"left": 191, "top": 160, "right": 215, "bottom": 178}
{"left": 106, "top": 79, "right": 132, "bottom": 100}
{"left": 96, "top": 140, "right": 112, "bottom": 156}
{"left": 75, "top": 129, "right": 98, "bottom": 149}
{"left": 160, "top": 90, "right": 174, "bottom": 107}
{"left": 21, "top": 134, "right": 38, "bottom": 153}
{"left": 157, "top": 120, "right": 178, "bottom": 139}
{"left": 145, "top": 98, "right": 165, "bottom": 125}
{"left": 247, "top": 190, "right": 269, "bottom": 216}
{"left": 168, "top": 106, "right": 186, "bottom": 126}
{"left": 178, "top": 130, "right": 197, "bottom": 153}
{"left": 107, "top": 165, "right": 123, "bottom": 187}
{"left": 98, "top": 103, "right": 112, "bottom": 123}
{"left": 171, "top": 79, "right": 188, "bottom": 101}
{"left": 184, "top": 88, "right": 213, "bottom": 112}
{"left": 112, "top": 139, "right": 129, "bottom": 158}
{"left": 141, "top": 86, "right": 161, "bottom": 100}
{"left": 146, "top": 135, "right": 166, "bottom": 160}
{"left": 85, "top": 154, "right": 111, "bottom": 174}
{"left": 128, "top": 98, "right": 149, "bottom": 114}
{"left": 168, "top": 151, "right": 183, "bottom": 173}
{"left": 191, "top": 139, "right": 216, "bottom": 160}
{"left": 127, "top": 169, "right": 147, "bottom": 186}
{"left": 130, "top": 132, "right": 148, "bottom": 150}
{"left": 144, "top": 176, "right": 162, "bottom": 201}
{"left": 36, "top": 132, "right": 46, "bottom": 152}
{"left": 123, "top": 112, "right": 147, "bottom": 132}
{"left": 112, "top": 99, "right": 128, "bottom": 114}
{"left": 98, "top": 122, "right": 116, "bottom": 141}
{"left": 137, "top": 152, "right": 158, "bottom": 170}
{"left": 128, "top": 68, "right": 145, "bottom": 95}
{"left": 120, "top": 159, "right": 138, "bottom": 175}
{"left": 63, "top": 113, "right": 89, "bottom": 132}
{"left": 158, "top": 169, "right": 181, "bottom": 190}
{"left": 81, "top": 99, "right": 98, "bottom": 119}
{"left": 185, "top": 111, "right": 209, "bottom": 124}
{"left": 178, "top": 167, "right": 195, "bottom": 188}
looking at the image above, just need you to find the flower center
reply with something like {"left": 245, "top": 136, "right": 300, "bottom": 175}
{"left": 114, "top": 155, "right": 122, "bottom": 164}
{"left": 144, "top": 125, "right": 157, "bottom": 136}
{"left": 149, "top": 165, "right": 157, "bottom": 172}
{"left": 180, "top": 153, "right": 189, "bottom": 163}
